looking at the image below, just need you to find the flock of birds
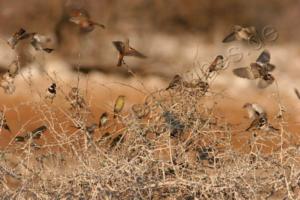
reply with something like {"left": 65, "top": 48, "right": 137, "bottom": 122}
{"left": 0, "top": 11, "right": 293, "bottom": 144}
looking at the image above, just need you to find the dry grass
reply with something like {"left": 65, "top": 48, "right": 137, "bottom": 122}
{"left": 0, "top": 63, "right": 299, "bottom": 200}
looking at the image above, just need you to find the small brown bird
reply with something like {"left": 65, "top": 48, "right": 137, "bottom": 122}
{"left": 243, "top": 103, "right": 278, "bottom": 132}
{"left": 8, "top": 60, "right": 19, "bottom": 78}
{"left": 7, "top": 28, "right": 31, "bottom": 49}
{"left": 68, "top": 87, "right": 86, "bottom": 109}
{"left": 26, "top": 125, "right": 47, "bottom": 139}
{"left": 208, "top": 55, "right": 224, "bottom": 73}
{"left": 0, "top": 111, "right": 11, "bottom": 132}
{"left": 166, "top": 74, "right": 182, "bottom": 90}
{"left": 113, "top": 95, "right": 125, "bottom": 118}
{"left": 14, "top": 136, "right": 26, "bottom": 142}
{"left": 30, "top": 33, "right": 54, "bottom": 53}
{"left": 69, "top": 9, "right": 105, "bottom": 32}
{"left": 0, "top": 73, "right": 16, "bottom": 94}
{"left": 99, "top": 112, "right": 109, "bottom": 127}
{"left": 233, "top": 50, "right": 276, "bottom": 88}
{"left": 131, "top": 104, "right": 150, "bottom": 119}
{"left": 45, "top": 83, "right": 56, "bottom": 101}
{"left": 86, "top": 123, "right": 97, "bottom": 135}
{"left": 294, "top": 88, "right": 300, "bottom": 100}
{"left": 223, "top": 25, "right": 257, "bottom": 43}
{"left": 112, "top": 38, "right": 147, "bottom": 66}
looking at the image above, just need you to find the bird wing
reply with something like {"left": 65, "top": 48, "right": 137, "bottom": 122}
{"left": 93, "top": 22, "right": 106, "bottom": 29}
{"left": 256, "top": 50, "right": 270, "bottom": 63}
{"left": 232, "top": 67, "right": 256, "bottom": 79}
{"left": 222, "top": 32, "right": 236, "bottom": 43}
{"left": 294, "top": 88, "right": 300, "bottom": 99}
{"left": 250, "top": 63, "right": 264, "bottom": 78}
{"left": 112, "top": 41, "right": 124, "bottom": 53}
{"left": 265, "top": 63, "right": 276, "bottom": 72}
{"left": 166, "top": 75, "right": 182, "bottom": 90}
{"left": 127, "top": 47, "right": 147, "bottom": 58}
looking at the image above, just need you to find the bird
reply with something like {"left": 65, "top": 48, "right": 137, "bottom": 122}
{"left": 86, "top": 123, "right": 98, "bottom": 135}
{"left": 131, "top": 104, "right": 150, "bottom": 119}
{"left": 243, "top": 103, "right": 279, "bottom": 132}
{"left": 6, "top": 60, "right": 19, "bottom": 78}
{"left": 113, "top": 95, "right": 125, "bottom": 118}
{"left": 182, "top": 79, "right": 209, "bottom": 92}
{"left": 0, "top": 73, "right": 16, "bottom": 94}
{"left": 166, "top": 74, "right": 182, "bottom": 90}
{"left": 243, "top": 103, "right": 266, "bottom": 120}
{"left": 0, "top": 111, "right": 11, "bottom": 132}
{"left": 14, "top": 136, "right": 26, "bottom": 142}
{"left": 99, "top": 112, "right": 109, "bottom": 127}
{"left": 162, "top": 111, "right": 185, "bottom": 137}
{"left": 45, "top": 83, "right": 57, "bottom": 101}
{"left": 30, "top": 33, "right": 54, "bottom": 53}
{"left": 233, "top": 50, "right": 276, "bottom": 88}
{"left": 69, "top": 9, "right": 105, "bottom": 32}
{"left": 7, "top": 28, "right": 32, "bottom": 49}
{"left": 112, "top": 38, "right": 147, "bottom": 67}
{"left": 222, "top": 25, "right": 257, "bottom": 43}
{"left": 294, "top": 88, "right": 300, "bottom": 100}
{"left": 26, "top": 125, "right": 47, "bottom": 139}
{"left": 208, "top": 55, "right": 224, "bottom": 73}
{"left": 67, "top": 87, "right": 86, "bottom": 109}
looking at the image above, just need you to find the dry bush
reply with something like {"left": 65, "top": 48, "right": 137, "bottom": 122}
{"left": 0, "top": 64, "right": 299, "bottom": 200}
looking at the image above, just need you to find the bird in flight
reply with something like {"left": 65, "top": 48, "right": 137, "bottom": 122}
{"left": 222, "top": 25, "right": 257, "bottom": 43}
{"left": 294, "top": 88, "right": 300, "bottom": 100}
{"left": 69, "top": 9, "right": 105, "bottom": 32}
{"left": 112, "top": 38, "right": 146, "bottom": 67}
{"left": 7, "top": 28, "right": 53, "bottom": 53}
{"left": 7, "top": 28, "right": 31, "bottom": 49}
{"left": 233, "top": 50, "right": 276, "bottom": 88}
{"left": 243, "top": 103, "right": 278, "bottom": 132}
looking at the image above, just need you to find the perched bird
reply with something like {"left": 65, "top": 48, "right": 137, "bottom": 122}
{"left": 113, "top": 95, "right": 125, "bottom": 118}
{"left": 222, "top": 25, "right": 257, "bottom": 43}
{"left": 0, "top": 73, "right": 16, "bottom": 94}
{"left": 45, "top": 83, "right": 57, "bottom": 101}
{"left": 14, "top": 136, "right": 26, "bottom": 142}
{"left": 86, "top": 123, "right": 97, "bottom": 135}
{"left": 294, "top": 88, "right": 300, "bottom": 100}
{"left": 166, "top": 74, "right": 182, "bottom": 90}
{"left": 8, "top": 60, "right": 19, "bottom": 78}
{"left": 0, "top": 111, "right": 11, "bottom": 132}
{"left": 131, "top": 104, "right": 150, "bottom": 119}
{"left": 163, "top": 111, "right": 185, "bottom": 137}
{"left": 110, "top": 134, "right": 124, "bottom": 149}
{"left": 182, "top": 79, "right": 209, "bottom": 92}
{"left": 30, "top": 33, "right": 54, "bottom": 53}
{"left": 69, "top": 9, "right": 105, "bottom": 32}
{"left": 7, "top": 28, "right": 31, "bottom": 49}
{"left": 208, "top": 55, "right": 224, "bottom": 73}
{"left": 112, "top": 38, "right": 147, "bottom": 66}
{"left": 27, "top": 125, "right": 47, "bottom": 139}
{"left": 67, "top": 87, "right": 86, "bottom": 109}
{"left": 243, "top": 103, "right": 278, "bottom": 132}
{"left": 233, "top": 50, "right": 276, "bottom": 88}
{"left": 99, "top": 112, "right": 109, "bottom": 127}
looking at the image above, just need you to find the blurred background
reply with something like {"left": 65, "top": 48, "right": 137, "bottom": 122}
{"left": 0, "top": 0, "right": 300, "bottom": 127}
